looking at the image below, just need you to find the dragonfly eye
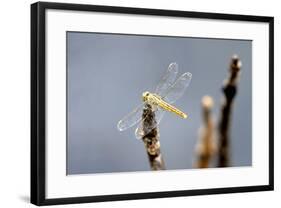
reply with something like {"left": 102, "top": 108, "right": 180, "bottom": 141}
{"left": 143, "top": 91, "right": 149, "bottom": 97}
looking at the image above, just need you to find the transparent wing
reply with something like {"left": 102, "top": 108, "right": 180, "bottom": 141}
{"left": 155, "top": 62, "right": 178, "bottom": 97}
{"left": 162, "top": 72, "right": 192, "bottom": 104}
{"left": 117, "top": 103, "right": 146, "bottom": 131}
{"left": 135, "top": 107, "right": 165, "bottom": 139}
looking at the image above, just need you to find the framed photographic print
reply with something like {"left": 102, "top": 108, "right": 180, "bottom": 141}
{"left": 31, "top": 2, "right": 274, "bottom": 206}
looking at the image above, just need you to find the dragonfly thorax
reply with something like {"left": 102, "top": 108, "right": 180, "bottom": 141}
{"left": 142, "top": 91, "right": 157, "bottom": 104}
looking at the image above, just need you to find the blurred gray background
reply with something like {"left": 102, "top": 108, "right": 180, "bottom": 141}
{"left": 67, "top": 32, "right": 252, "bottom": 175}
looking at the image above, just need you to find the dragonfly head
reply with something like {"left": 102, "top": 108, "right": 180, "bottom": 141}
{"left": 142, "top": 91, "right": 150, "bottom": 102}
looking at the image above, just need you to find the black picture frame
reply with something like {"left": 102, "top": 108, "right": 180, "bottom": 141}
{"left": 31, "top": 1, "right": 274, "bottom": 206}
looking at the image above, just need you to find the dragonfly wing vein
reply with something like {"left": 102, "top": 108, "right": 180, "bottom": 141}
{"left": 155, "top": 62, "right": 178, "bottom": 97}
{"left": 117, "top": 103, "right": 146, "bottom": 131}
{"left": 162, "top": 72, "right": 192, "bottom": 104}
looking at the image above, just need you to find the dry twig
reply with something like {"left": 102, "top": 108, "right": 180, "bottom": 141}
{"left": 141, "top": 104, "right": 165, "bottom": 170}
{"left": 195, "top": 96, "right": 216, "bottom": 168}
{"left": 217, "top": 55, "right": 242, "bottom": 167}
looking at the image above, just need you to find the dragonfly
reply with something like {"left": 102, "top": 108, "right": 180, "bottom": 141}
{"left": 117, "top": 62, "right": 192, "bottom": 139}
